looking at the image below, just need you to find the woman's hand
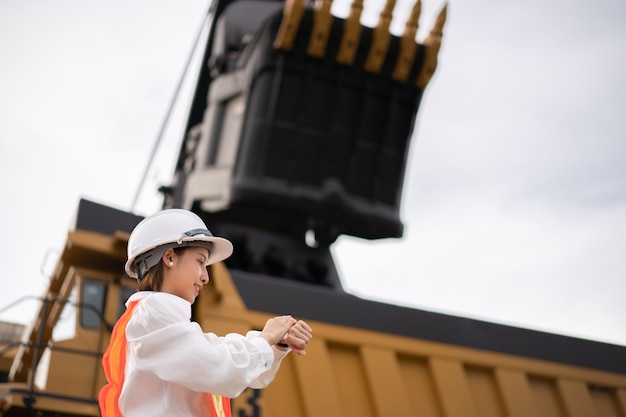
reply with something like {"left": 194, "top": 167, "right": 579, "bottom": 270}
{"left": 259, "top": 316, "right": 313, "bottom": 356}
{"left": 280, "top": 320, "right": 313, "bottom": 356}
{"left": 259, "top": 315, "right": 297, "bottom": 346}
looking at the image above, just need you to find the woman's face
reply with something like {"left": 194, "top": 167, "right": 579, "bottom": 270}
{"left": 161, "top": 247, "right": 210, "bottom": 303}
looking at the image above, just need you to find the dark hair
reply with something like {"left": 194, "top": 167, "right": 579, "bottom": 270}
{"left": 137, "top": 247, "right": 188, "bottom": 291}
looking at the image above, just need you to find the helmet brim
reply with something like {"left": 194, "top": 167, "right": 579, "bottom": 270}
{"left": 125, "top": 235, "right": 233, "bottom": 279}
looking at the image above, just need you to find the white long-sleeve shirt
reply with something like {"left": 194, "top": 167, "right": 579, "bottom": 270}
{"left": 116, "top": 291, "right": 288, "bottom": 416}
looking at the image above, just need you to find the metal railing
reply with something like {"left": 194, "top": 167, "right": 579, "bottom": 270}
{"left": 1, "top": 295, "right": 115, "bottom": 409}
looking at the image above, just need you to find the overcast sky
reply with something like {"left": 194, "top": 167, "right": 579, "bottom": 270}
{"left": 1, "top": 0, "right": 625, "bottom": 347}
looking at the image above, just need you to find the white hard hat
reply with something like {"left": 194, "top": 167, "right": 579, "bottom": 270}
{"left": 125, "top": 209, "right": 233, "bottom": 280}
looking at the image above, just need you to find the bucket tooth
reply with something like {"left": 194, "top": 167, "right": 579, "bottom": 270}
{"left": 416, "top": 2, "right": 447, "bottom": 89}
{"left": 336, "top": 0, "right": 364, "bottom": 65}
{"left": 307, "top": 0, "right": 334, "bottom": 58}
{"left": 364, "top": 0, "right": 396, "bottom": 74}
{"left": 391, "top": 0, "right": 421, "bottom": 82}
{"left": 274, "top": 0, "right": 307, "bottom": 51}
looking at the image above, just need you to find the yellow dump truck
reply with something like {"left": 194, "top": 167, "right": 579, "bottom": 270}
{"left": 2, "top": 0, "right": 626, "bottom": 416}
{"left": 1, "top": 199, "right": 625, "bottom": 417}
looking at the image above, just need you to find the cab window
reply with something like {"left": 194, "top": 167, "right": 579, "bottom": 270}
{"left": 80, "top": 279, "right": 107, "bottom": 329}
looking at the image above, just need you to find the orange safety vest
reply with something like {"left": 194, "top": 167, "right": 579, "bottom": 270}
{"left": 98, "top": 300, "right": 232, "bottom": 417}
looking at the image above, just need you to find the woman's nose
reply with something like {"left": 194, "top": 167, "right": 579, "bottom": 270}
{"left": 201, "top": 268, "right": 210, "bottom": 284}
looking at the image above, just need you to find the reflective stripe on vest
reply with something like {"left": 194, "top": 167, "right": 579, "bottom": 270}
{"left": 209, "top": 393, "right": 232, "bottom": 417}
{"left": 99, "top": 299, "right": 140, "bottom": 417}
{"left": 98, "top": 299, "right": 232, "bottom": 417}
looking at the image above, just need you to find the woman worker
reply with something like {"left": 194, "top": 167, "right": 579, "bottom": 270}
{"left": 99, "top": 208, "right": 312, "bottom": 417}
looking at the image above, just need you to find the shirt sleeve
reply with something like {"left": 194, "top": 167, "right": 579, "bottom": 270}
{"left": 125, "top": 294, "right": 284, "bottom": 398}
{"left": 240, "top": 330, "right": 290, "bottom": 389}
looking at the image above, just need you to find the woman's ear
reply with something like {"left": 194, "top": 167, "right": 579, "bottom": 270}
{"left": 162, "top": 248, "right": 175, "bottom": 268}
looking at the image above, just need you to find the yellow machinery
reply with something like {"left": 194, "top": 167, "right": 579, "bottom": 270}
{"left": 0, "top": 199, "right": 625, "bottom": 417}
{"left": 2, "top": 0, "right": 626, "bottom": 416}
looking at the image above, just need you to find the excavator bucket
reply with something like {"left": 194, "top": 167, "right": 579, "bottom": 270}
{"left": 168, "top": 0, "right": 447, "bottom": 244}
